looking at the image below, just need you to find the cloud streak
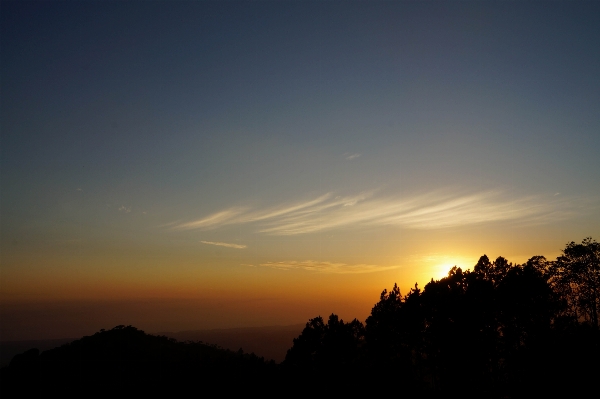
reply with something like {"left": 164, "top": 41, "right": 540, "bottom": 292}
{"left": 177, "top": 208, "right": 247, "bottom": 230}
{"left": 259, "top": 260, "right": 396, "bottom": 274}
{"left": 200, "top": 241, "right": 247, "bottom": 249}
{"left": 172, "top": 189, "right": 584, "bottom": 235}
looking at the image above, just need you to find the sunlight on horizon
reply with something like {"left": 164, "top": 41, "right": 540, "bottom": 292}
{"left": 412, "top": 254, "right": 480, "bottom": 282}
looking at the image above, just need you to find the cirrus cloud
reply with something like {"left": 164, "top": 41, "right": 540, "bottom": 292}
{"left": 170, "top": 188, "right": 587, "bottom": 236}
{"left": 200, "top": 240, "right": 247, "bottom": 249}
{"left": 259, "top": 260, "right": 397, "bottom": 274}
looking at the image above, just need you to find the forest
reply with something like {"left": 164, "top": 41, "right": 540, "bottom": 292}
{"left": 2, "top": 238, "right": 598, "bottom": 397}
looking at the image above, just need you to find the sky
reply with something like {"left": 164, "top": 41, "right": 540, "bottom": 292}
{"left": 1, "top": 1, "right": 599, "bottom": 340}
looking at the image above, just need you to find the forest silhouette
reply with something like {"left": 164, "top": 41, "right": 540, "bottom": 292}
{"left": 2, "top": 238, "right": 598, "bottom": 397}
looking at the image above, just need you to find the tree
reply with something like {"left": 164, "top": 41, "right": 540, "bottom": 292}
{"left": 473, "top": 255, "right": 513, "bottom": 286}
{"left": 496, "top": 261, "right": 557, "bottom": 352}
{"left": 550, "top": 237, "right": 600, "bottom": 330}
{"left": 364, "top": 283, "right": 407, "bottom": 364}
{"left": 284, "top": 314, "right": 365, "bottom": 370}
{"left": 420, "top": 267, "right": 499, "bottom": 391}
{"left": 283, "top": 316, "right": 325, "bottom": 369}
{"left": 363, "top": 282, "right": 423, "bottom": 386}
{"left": 525, "top": 255, "right": 551, "bottom": 278}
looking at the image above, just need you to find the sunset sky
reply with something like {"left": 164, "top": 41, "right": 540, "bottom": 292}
{"left": 2, "top": 1, "right": 599, "bottom": 340}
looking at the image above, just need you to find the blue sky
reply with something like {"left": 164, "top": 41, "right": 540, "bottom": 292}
{"left": 1, "top": 1, "right": 599, "bottom": 337}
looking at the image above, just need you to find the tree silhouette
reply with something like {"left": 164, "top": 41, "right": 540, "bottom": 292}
{"left": 474, "top": 255, "right": 513, "bottom": 286}
{"left": 421, "top": 266, "right": 500, "bottom": 392}
{"left": 362, "top": 282, "right": 424, "bottom": 389}
{"left": 550, "top": 237, "right": 600, "bottom": 330}
{"left": 364, "top": 283, "right": 404, "bottom": 362}
{"left": 283, "top": 314, "right": 364, "bottom": 371}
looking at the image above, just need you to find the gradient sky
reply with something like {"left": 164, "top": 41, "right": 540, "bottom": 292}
{"left": 2, "top": 1, "right": 599, "bottom": 340}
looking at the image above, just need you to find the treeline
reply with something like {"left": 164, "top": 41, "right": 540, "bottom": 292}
{"left": 284, "top": 237, "right": 600, "bottom": 396}
{"left": 1, "top": 238, "right": 598, "bottom": 397}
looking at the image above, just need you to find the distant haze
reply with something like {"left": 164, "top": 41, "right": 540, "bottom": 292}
{"left": 159, "top": 324, "right": 306, "bottom": 363}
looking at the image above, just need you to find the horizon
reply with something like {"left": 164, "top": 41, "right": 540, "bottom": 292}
{"left": 2, "top": 1, "right": 599, "bottom": 342}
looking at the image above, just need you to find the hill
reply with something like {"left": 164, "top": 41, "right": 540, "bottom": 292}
{"left": 0, "top": 325, "right": 279, "bottom": 397}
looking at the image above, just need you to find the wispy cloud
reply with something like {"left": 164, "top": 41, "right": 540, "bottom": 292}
{"left": 171, "top": 194, "right": 338, "bottom": 231}
{"left": 259, "top": 260, "right": 396, "bottom": 274}
{"left": 171, "top": 189, "right": 584, "bottom": 235}
{"left": 176, "top": 208, "right": 247, "bottom": 230}
{"left": 345, "top": 153, "right": 361, "bottom": 160}
{"left": 200, "top": 240, "right": 247, "bottom": 249}
{"left": 118, "top": 205, "right": 131, "bottom": 213}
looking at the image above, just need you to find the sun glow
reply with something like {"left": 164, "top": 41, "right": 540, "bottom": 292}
{"left": 433, "top": 263, "right": 461, "bottom": 280}
{"left": 413, "top": 254, "right": 477, "bottom": 281}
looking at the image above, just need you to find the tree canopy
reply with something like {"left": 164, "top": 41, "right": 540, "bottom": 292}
{"left": 550, "top": 237, "right": 599, "bottom": 329}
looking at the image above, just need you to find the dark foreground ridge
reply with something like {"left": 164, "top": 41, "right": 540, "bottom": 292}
{"left": 1, "top": 325, "right": 281, "bottom": 397}
{"left": 2, "top": 238, "right": 599, "bottom": 398}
